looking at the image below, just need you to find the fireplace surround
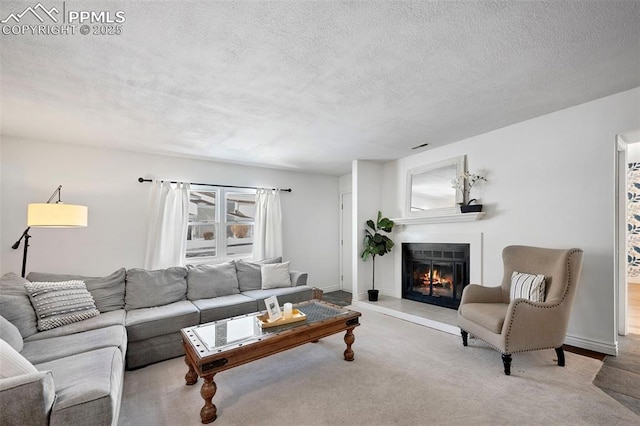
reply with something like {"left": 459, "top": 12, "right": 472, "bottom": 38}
{"left": 402, "top": 243, "right": 470, "bottom": 309}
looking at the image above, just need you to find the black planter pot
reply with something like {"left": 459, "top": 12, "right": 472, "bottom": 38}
{"left": 461, "top": 204, "right": 483, "bottom": 213}
{"left": 368, "top": 289, "right": 379, "bottom": 302}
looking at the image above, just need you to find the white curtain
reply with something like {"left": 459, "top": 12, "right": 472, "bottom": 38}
{"left": 252, "top": 189, "right": 283, "bottom": 260}
{"left": 144, "top": 181, "right": 190, "bottom": 269}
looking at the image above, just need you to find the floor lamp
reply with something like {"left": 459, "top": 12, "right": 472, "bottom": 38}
{"left": 11, "top": 185, "right": 88, "bottom": 277}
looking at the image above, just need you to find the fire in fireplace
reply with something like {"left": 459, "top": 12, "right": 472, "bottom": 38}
{"left": 402, "top": 243, "right": 470, "bottom": 309}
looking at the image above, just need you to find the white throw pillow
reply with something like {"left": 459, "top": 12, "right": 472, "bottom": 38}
{"left": 510, "top": 271, "right": 546, "bottom": 302}
{"left": 261, "top": 262, "right": 292, "bottom": 289}
{"left": 0, "top": 339, "right": 37, "bottom": 379}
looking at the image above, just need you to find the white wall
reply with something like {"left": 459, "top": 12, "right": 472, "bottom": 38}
{"left": 0, "top": 139, "right": 340, "bottom": 290}
{"left": 376, "top": 87, "right": 640, "bottom": 355}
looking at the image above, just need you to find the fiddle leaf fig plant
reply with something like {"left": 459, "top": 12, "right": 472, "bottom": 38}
{"left": 361, "top": 211, "right": 395, "bottom": 291}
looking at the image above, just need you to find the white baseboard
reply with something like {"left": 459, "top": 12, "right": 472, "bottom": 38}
{"left": 318, "top": 284, "right": 341, "bottom": 293}
{"left": 564, "top": 334, "right": 617, "bottom": 356}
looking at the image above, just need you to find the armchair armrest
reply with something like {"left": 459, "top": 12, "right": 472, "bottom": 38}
{"left": 502, "top": 298, "right": 569, "bottom": 353}
{"left": 460, "top": 284, "right": 503, "bottom": 305}
{"left": 0, "top": 371, "right": 55, "bottom": 426}
{"left": 290, "top": 271, "right": 308, "bottom": 287}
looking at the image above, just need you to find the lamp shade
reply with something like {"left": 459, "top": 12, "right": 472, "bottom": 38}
{"left": 27, "top": 203, "right": 88, "bottom": 228}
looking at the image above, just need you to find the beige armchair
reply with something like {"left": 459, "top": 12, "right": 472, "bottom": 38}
{"left": 457, "top": 245, "right": 584, "bottom": 375}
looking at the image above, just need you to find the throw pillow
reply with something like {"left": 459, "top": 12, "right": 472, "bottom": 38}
{"left": 0, "top": 315, "right": 24, "bottom": 352}
{"left": 235, "top": 260, "right": 263, "bottom": 292}
{"left": 125, "top": 267, "right": 187, "bottom": 310}
{"left": 261, "top": 262, "right": 292, "bottom": 289}
{"left": 0, "top": 273, "right": 39, "bottom": 338}
{"left": 186, "top": 262, "right": 240, "bottom": 300}
{"left": 510, "top": 271, "right": 546, "bottom": 303}
{"left": 24, "top": 280, "right": 100, "bottom": 331}
{"left": 27, "top": 268, "right": 126, "bottom": 313}
{"left": 0, "top": 339, "right": 37, "bottom": 379}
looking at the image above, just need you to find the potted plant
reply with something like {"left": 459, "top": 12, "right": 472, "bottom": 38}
{"left": 452, "top": 171, "right": 487, "bottom": 213}
{"left": 361, "top": 211, "right": 395, "bottom": 301}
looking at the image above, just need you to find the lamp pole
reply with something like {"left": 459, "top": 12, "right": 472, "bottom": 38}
{"left": 11, "top": 227, "right": 31, "bottom": 278}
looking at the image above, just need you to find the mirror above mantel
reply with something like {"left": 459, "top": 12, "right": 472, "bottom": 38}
{"left": 405, "top": 155, "right": 466, "bottom": 219}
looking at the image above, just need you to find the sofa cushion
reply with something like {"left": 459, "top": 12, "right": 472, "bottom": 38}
{"left": 35, "top": 347, "right": 123, "bottom": 426}
{"left": 235, "top": 257, "right": 281, "bottom": 292}
{"left": 125, "top": 267, "right": 187, "bottom": 310}
{"left": 261, "top": 262, "right": 292, "bottom": 289}
{"left": 0, "top": 273, "right": 38, "bottom": 338}
{"left": 24, "top": 310, "right": 125, "bottom": 342}
{"left": 21, "top": 325, "right": 127, "bottom": 365}
{"left": 186, "top": 262, "right": 240, "bottom": 300}
{"left": 27, "top": 268, "right": 126, "bottom": 313}
{"left": 0, "top": 315, "right": 24, "bottom": 352}
{"left": 192, "top": 294, "right": 258, "bottom": 323}
{"left": 125, "top": 301, "right": 199, "bottom": 342}
{"left": 0, "top": 339, "right": 37, "bottom": 379}
{"left": 510, "top": 271, "right": 546, "bottom": 302}
{"left": 24, "top": 280, "right": 100, "bottom": 331}
{"left": 235, "top": 260, "right": 262, "bottom": 292}
{"left": 459, "top": 303, "right": 509, "bottom": 334}
{"left": 242, "top": 286, "right": 314, "bottom": 310}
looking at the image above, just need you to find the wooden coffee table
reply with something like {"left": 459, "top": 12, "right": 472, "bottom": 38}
{"left": 181, "top": 300, "right": 361, "bottom": 423}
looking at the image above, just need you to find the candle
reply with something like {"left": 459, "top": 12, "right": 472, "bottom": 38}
{"left": 284, "top": 303, "right": 293, "bottom": 319}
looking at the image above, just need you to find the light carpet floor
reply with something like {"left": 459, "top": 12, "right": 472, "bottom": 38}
{"left": 118, "top": 307, "right": 639, "bottom": 425}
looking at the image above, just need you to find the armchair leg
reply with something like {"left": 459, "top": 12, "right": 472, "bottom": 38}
{"left": 555, "top": 347, "right": 565, "bottom": 367}
{"left": 502, "top": 354, "right": 512, "bottom": 375}
{"left": 461, "top": 330, "right": 468, "bottom": 347}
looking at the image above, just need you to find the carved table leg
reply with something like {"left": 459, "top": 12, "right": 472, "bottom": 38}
{"left": 200, "top": 374, "right": 217, "bottom": 424}
{"left": 344, "top": 328, "right": 355, "bottom": 361}
{"left": 185, "top": 356, "right": 198, "bottom": 385}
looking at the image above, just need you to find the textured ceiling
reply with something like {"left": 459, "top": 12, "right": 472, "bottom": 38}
{"left": 1, "top": 1, "right": 639, "bottom": 175}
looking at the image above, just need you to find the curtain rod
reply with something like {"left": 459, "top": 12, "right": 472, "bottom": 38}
{"left": 137, "top": 177, "right": 292, "bottom": 192}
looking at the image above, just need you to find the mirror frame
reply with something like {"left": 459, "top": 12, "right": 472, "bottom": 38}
{"left": 405, "top": 155, "right": 466, "bottom": 217}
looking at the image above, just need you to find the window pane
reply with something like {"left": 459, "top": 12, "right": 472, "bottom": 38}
{"left": 227, "top": 224, "right": 253, "bottom": 256}
{"left": 187, "top": 224, "right": 216, "bottom": 258}
{"left": 187, "top": 190, "right": 218, "bottom": 259}
{"left": 190, "top": 191, "right": 216, "bottom": 223}
{"left": 226, "top": 192, "right": 255, "bottom": 222}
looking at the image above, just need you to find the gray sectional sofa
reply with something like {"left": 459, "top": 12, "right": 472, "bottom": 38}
{"left": 0, "top": 259, "right": 311, "bottom": 426}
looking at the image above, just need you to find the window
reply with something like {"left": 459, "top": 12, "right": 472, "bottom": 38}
{"left": 186, "top": 188, "right": 256, "bottom": 261}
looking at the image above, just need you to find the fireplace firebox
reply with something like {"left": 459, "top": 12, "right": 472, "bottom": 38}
{"left": 402, "top": 243, "right": 470, "bottom": 309}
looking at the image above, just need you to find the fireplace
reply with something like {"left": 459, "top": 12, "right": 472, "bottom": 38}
{"left": 402, "top": 243, "right": 470, "bottom": 309}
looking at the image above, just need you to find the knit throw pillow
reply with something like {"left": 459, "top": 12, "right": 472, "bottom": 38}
{"left": 510, "top": 271, "right": 546, "bottom": 303}
{"left": 25, "top": 280, "right": 99, "bottom": 331}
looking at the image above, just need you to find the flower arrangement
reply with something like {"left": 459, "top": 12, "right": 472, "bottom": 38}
{"left": 452, "top": 172, "right": 487, "bottom": 206}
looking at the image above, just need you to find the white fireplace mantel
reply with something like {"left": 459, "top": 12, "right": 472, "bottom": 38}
{"left": 392, "top": 212, "right": 485, "bottom": 225}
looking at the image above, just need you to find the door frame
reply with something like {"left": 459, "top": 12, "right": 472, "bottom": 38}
{"left": 339, "top": 191, "right": 353, "bottom": 292}
{"left": 615, "top": 134, "right": 629, "bottom": 336}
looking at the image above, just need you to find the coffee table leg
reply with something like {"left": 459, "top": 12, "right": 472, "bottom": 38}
{"left": 344, "top": 328, "right": 355, "bottom": 361}
{"left": 185, "top": 356, "right": 198, "bottom": 385}
{"left": 200, "top": 374, "right": 217, "bottom": 424}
